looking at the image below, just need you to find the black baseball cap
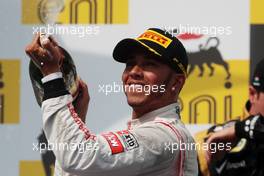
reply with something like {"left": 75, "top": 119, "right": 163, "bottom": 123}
{"left": 113, "top": 28, "right": 188, "bottom": 77}
{"left": 252, "top": 58, "right": 264, "bottom": 92}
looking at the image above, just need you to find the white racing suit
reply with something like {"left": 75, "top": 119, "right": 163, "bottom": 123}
{"left": 41, "top": 77, "right": 198, "bottom": 176}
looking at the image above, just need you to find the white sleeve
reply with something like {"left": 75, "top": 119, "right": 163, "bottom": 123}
{"left": 41, "top": 72, "right": 63, "bottom": 83}
{"left": 42, "top": 95, "right": 182, "bottom": 176}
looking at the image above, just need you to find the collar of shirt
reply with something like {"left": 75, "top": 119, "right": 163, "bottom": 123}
{"left": 127, "top": 102, "right": 181, "bottom": 129}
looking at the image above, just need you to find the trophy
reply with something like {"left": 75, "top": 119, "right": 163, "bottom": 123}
{"left": 29, "top": 45, "right": 79, "bottom": 106}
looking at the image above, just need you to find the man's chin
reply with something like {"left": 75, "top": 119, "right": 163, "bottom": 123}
{"left": 126, "top": 96, "right": 147, "bottom": 107}
{"left": 127, "top": 101, "right": 144, "bottom": 107}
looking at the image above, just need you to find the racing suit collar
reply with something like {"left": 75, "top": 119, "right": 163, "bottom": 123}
{"left": 127, "top": 102, "right": 181, "bottom": 129}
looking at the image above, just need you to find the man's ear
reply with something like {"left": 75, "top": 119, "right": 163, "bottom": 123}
{"left": 171, "top": 74, "right": 185, "bottom": 93}
{"left": 249, "top": 86, "right": 258, "bottom": 104}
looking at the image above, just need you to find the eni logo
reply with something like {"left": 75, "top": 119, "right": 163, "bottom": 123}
{"left": 22, "top": 0, "right": 128, "bottom": 24}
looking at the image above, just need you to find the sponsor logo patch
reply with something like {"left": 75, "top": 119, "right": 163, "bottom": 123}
{"left": 102, "top": 132, "right": 124, "bottom": 154}
{"left": 117, "top": 130, "right": 139, "bottom": 151}
{"left": 137, "top": 30, "right": 172, "bottom": 48}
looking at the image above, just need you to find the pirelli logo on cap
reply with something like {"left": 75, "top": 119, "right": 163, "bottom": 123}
{"left": 137, "top": 30, "right": 172, "bottom": 48}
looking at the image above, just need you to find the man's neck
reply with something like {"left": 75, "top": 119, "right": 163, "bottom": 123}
{"left": 249, "top": 106, "right": 258, "bottom": 116}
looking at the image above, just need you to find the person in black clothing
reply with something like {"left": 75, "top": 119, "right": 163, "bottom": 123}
{"left": 197, "top": 58, "right": 264, "bottom": 176}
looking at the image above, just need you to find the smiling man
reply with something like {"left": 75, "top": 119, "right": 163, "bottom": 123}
{"left": 121, "top": 50, "right": 180, "bottom": 118}
{"left": 25, "top": 28, "right": 198, "bottom": 176}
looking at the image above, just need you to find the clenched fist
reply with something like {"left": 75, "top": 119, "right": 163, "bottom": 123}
{"left": 25, "top": 33, "right": 65, "bottom": 76}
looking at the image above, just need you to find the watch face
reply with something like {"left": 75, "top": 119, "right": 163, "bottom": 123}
{"left": 29, "top": 47, "right": 79, "bottom": 106}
